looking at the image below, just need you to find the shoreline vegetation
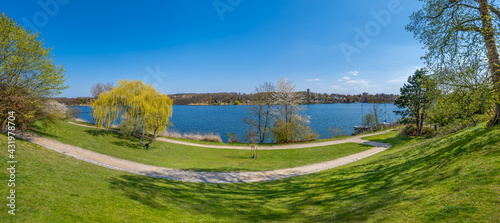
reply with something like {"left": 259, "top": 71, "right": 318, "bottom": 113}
{"left": 53, "top": 91, "right": 398, "bottom": 106}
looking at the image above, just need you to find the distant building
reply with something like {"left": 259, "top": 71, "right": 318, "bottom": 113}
{"left": 307, "top": 89, "right": 310, "bottom": 103}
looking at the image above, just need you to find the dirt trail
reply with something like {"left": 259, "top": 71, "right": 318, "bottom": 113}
{"left": 68, "top": 121, "right": 393, "bottom": 150}
{"left": 11, "top": 123, "right": 393, "bottom": 183}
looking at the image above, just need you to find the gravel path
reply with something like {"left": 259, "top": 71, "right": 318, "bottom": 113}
{"left": 68, "top": 121, "right": 393, "bottom": 150}
{"left": 12, "top": 123, "right": 392, "bottom": 183}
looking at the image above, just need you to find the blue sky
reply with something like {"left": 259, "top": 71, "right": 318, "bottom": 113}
{"left": 3, "top": 0, "right": 425, "bottom": 97}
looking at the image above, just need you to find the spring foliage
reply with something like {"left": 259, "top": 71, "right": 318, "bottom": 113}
{"left": 92, "top": 80, "right": 173, "bottom": 148}
{"left": 407, "top": 0, "right": 500, "bottom": 125}
{"left": 0, "top": 13, "right": 67, "bottom": 129}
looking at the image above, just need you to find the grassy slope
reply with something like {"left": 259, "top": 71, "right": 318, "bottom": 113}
{"left": 1, "top": 124, "right": 498, "bottom": 222}
{"left": 31, "top": 121, "right": 372, "bottom": 172}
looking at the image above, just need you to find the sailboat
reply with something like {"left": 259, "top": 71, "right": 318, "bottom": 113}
{"left": 380, "top": 104, "right": 391, "bottom": 126}
{"left": 354, "top": 103, "right": 369, "bottom": 132}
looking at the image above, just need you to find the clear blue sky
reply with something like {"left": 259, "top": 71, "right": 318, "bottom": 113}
{"left": 3, "top": 0, "right": 425, "bottom": 97}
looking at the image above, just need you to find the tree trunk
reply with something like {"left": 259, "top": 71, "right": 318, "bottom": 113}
{"left": 139, "top": 129, "right": 157, "bottom": 149}
{"left": 420, "top": 112, "right": 425, "bottom": 136}
{"left": 479, "top": 0, "right": 500, "bottom": 126}
{"left": 415, "top": 107, "right": 421, "bottom": 136}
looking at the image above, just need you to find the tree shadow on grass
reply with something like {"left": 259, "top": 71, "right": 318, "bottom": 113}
{"left": 83, "top": 129, "right": 151, "bottom": 150}
{"left": 107, "top": 126, "right": 499, "bottom": 222}
{"left": 31, "top": 130, "right": 60, "bottom": 139}
{"left": 84, "top": 129, "right": 113, "bottom": 137}
{"left": 110, "top": 140, "right": 145, "bottom": 150}
{"left": 30, "top": 124, "right": 60, "bottom": 139}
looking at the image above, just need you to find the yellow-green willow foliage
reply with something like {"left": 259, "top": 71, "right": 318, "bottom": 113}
{"left": 92, "top": 80, "right": 173, "bottom": 148}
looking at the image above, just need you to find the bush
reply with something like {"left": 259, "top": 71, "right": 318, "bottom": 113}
{"left": 271, "top": 116, "right": 318, "bottom": 143}
{"left": 227, "top": 133, "right": 240, "bottom": 143}
{"left": 398, "top": 124, "right": 417, "bottom": 137}
{"left": 398, "top": 124, "right": 436, "bottom": 137}
{"left": 436, "top": 115, "right": 489, "bottom": 136}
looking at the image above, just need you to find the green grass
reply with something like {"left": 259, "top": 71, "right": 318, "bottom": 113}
{"left": 31, "top": 121, "right": 372, "bottom": 172}
{"left": 361, "top": 129, "right": 431, "bottom": 147}
{"left": 160, "top": 134, "right": 352, "bottom": 146}
{"left": 71, "top": 120, "right": 356, "bottom": 146}
{"left": 1, "top": 123, "right": 498, "bottom": 222}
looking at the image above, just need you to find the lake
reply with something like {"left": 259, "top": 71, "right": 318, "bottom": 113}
{"left": 72, "top": 104, "right": 401, "bottom": 142}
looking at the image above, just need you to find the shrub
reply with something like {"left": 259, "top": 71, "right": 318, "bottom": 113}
{"left": 271, "top": 116, "right": 318, "bottom": 143}
{"left": 436, "top": 115, "right": 489, "bottom": 136}
{"left": 328, "top": 126, "right": 336, "bottom": 138}
{"left": 399, "top": 124, "right": 436, "bottom": 137}
{"left": 227, "top": 133, "right": 240, "bottom": 143}
{"left": 398, "top": 124, "right": 417, "bottom": 137}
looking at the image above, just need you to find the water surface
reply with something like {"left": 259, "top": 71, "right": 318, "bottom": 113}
{"left": 72, "top": 104, "right": 401, "bottom": 142}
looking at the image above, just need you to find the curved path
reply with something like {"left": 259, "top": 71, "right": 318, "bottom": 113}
{"left": 13, "top": 123, "right": 392, "bottom": 183}
{"left": 68, "top": 121, "right": 392, "bottom": 150}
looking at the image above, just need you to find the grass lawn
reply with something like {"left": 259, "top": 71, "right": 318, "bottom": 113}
{"left": 159, "top": 134, "right": 353, "bottom": 146}
{"left": 31, "top": 121, "right": 372, "bottom": 172}
{"left": 1, "top": 123, "right": 498, "bottom": 222}
{"left": 71, "top": 120, "right": 355, "bottom": 146}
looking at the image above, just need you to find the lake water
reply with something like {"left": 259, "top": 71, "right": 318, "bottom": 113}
{"left": 72, "top": 104, "right": 401, "bottom": 142}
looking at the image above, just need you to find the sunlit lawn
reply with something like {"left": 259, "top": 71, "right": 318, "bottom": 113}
{"left": 32, "top": 121, "right": 372, "bottom": 172}
{"left": 1, "top": 123, "right": 498, "bottom": 222}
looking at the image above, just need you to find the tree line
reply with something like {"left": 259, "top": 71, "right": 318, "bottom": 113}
{"left": 171, "top": 92, "right": 398, "bottom": 105}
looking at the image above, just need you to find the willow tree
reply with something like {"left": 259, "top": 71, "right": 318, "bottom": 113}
{"left": 407, "top": 0, "right": 500, "bottom": 126}
{"left": 92, "top": 80, "right": 173, "bottom": 149}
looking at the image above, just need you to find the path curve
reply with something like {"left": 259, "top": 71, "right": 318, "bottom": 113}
{"left": 68, "top": 121, "right": 393, "bottom": 150}
{"left": 11, "top": 125, "right": 392, "bottom": 183}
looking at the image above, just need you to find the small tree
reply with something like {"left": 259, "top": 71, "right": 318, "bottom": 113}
{"left": 271, "top": 78, "right": 317, "bottom": 143}
{"left": 369, "top": 103, "right": 385, "bottom": 128}
{"left": 394, "top": 69, "right": 435, "bottom": 136}
{"left": 362, "top": 113, "right": 377, "bottom": 131}
{"left": 244, "top": 82, "right": 275, "bottom": 143}
{"left": 92, "top": 80, "right": 173, "bottom": 149}
{"left": 328, "top": 125, "right": 336, "bottom": 138}
{"left": 91, "top": 82, "right": 113, "bottom": 99}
